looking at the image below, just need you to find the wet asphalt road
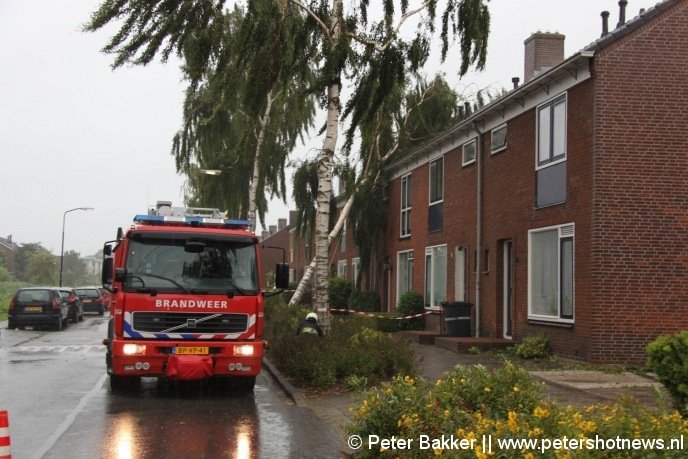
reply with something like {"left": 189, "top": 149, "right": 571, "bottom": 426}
{"left": 0, "top": 316, "right": 342, "bottom": 458}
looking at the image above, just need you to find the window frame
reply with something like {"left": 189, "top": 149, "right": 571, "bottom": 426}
{"left": 462, "top": 138, "right": 477, "bottom": 166}
{"left": 490, "top": 123, "right": 507, "bottom": 154}
{"left": 337, "top": 259, "right": 347, "bottom": 279}
{"left": 400, "top": 173, "right": 412, "bottom": 238}
{"left": 339, "top": 220, "right": 346, "bottom": 252}
{"left": 424, "top": 244, "right": 447, "bottom": 310}
{"left": 527, "top": 223, "right": 575, "bottom": 323}
{"left": 396, "top": 250, "right": 414, "bottom": 305}
{"left": 428, "top": 157, "right": 444, "bottom": 205}
{"left": 536, "top": 93, "right": 567, "bottom": 170}
{"left": 352, "top": 257, "right": 360, "bottom": 287}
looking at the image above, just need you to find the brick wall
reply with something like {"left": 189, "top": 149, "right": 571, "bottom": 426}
{"left": 590, "top": 0, "right": 688, "bottom": 362}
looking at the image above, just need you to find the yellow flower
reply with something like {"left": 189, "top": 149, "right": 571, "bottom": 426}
{"left": 533, "top": 406, "right": 549, "bottom": 418}
{"left": 528, "top": 428, "right": 543, "bottom": 437}
{"left": 508, "top": 411, "right": 518, "bottom": 431}
{"left": 523, "top": 453, "right": 535, "bottom": 459}
{"left": 444, "top": 409, "right": 451, "bottom": 418}
{"left": 484, "top": 387, "right": 491, "bottom": 392}
{"left": 434, "top": 448, "right": 443, "bottom": 456}
{"left": 513, "top": 385, "right": 520, "bottom": 392}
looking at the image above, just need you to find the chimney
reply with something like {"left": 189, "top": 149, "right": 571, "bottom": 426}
{"left": 278, "top": 218, "right": 287, "bottom": 231}
{"left": 261, "top": 230, "right": 269, "bottom": 240}
{"left": 269, "top": 225, "right": 277, "bottom": 235}
{"left": 464, "top": 101, "right": 471, "bottom": 116}
{"left": 601, "top": 11, "right": 610, "bottom": 37}
{"left": 523, "top": 32, "right": 565, "bottom": 83}
{"left": 617, "top": 0, "right": 628, "bottom": 28}
{"left": 511, "top": 77, "right": 520, "bottom": 89}
{"left": 289, "top": 210, "right": 298, "bottom": 227}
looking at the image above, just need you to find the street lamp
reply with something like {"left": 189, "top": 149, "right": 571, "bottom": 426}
{"left": 59, "top": 207, "right": 94, "bottom": 287}
{"left": 200, "top": 169, "right": 223, "bottom": 176}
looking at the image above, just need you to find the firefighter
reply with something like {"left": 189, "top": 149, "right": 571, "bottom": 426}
{"left": 297, "top": 312, "right": 323, "bottom": 336}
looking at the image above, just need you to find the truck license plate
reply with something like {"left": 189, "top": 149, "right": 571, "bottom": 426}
{"left": 175, "top": 346, "right": 209, "bottom": 355}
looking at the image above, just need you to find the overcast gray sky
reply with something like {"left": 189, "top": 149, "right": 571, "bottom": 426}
{"left": 0, "top": 0, "right": 660, "bottom": 257}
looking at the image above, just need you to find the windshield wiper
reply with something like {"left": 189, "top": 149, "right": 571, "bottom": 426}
{"left": 227, "top": 279, "right": 248, "bottom": 296}
{"left": 128, "top": 272, "right": 189, "bottom": 293}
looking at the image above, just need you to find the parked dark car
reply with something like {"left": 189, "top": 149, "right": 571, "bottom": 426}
{"left": 7, "top": 287, "right": 70, "bottom": 331}
{"left": 75, "top": 287, "right": 105, "bottom": 315}
{"left": 59, "top": 287, "right": 84, "bottom": 323}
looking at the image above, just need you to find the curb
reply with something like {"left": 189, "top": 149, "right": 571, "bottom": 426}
{"left": 262, "top": 357, "right": 303, "bottom": 407}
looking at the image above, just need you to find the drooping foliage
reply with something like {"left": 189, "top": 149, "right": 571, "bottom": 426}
{"left": 292, "top": 159, "right": 320, "bottom": 241}
{"left": 87, "top": 0, "right": 316, "bottom": 226}
{"left": 84, "top": 0, "right": 227, "bottom": 72}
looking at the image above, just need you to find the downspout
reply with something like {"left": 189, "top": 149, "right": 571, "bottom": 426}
{"left": 473, "top": 121, "right": 483, "bottom": 338}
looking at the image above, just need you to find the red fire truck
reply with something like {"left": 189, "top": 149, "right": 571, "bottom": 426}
{"left": 101, "top": 202, "right": 288, "bottom": 392}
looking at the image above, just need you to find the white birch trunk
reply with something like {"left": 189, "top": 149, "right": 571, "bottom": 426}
{"left": 248, "top": 90, "right": 276, "bottom": 233}
{"left": 289, "top": 193, "right": 354, "bottom": 308}
{"left": 309, "top": 0, "right": 343, "bottom": 333}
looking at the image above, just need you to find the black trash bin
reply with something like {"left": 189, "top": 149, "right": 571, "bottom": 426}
{"left": 441, "top": 301, "right": 472, "bottom": 337}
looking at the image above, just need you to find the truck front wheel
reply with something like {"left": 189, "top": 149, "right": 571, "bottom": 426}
{"left": 110, "top": 374, "right": 140, "bottom": 392}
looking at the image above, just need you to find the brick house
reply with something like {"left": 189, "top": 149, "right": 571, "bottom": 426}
{"left": 368, "top": 0, "right": 688, "bottom": 363}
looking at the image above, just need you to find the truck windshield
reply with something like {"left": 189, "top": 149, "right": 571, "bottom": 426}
{"left": 123, "top": 234, "right": 258, "bottom": 294}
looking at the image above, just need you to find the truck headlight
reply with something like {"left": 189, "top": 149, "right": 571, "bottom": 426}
{"left": 123, "top": 344, "right": 146, "bottom": 355}
{"left": 233, "top": 345, "right": 254, "bottom": 356}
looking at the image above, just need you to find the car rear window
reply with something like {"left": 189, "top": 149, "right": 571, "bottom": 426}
{"left": 17, "top": 290, "right": 51, "bottom": 302}
{"left": 76, "top": 289, "right": 99, "bottom": 298}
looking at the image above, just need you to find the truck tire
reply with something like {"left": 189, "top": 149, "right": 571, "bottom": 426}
{"left": 234, "top": 376, "right": 256, "bottom": 395}
{"left": 110, "top": 374, "right": 140, "bottom": 392}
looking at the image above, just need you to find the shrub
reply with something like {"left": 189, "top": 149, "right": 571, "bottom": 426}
{"left": 328, "top": 277, "right": 352, "bottom": 309}
{"left": 514, "top": 332, "right": 550, "bottom": 359}
{"left": 348, "top": 290, "right": 380, "bottom": 312}
{"left": 348, "top": 363, "right": 688, "bottom": 458}
{"left": 264, "top": 296, "right": 415, "bottom": 389}
{"left": 647, "top": 331, "right": 688, "bottom": 414}
{"left": 396, "top": 291, "right": 425, "bottom": 330}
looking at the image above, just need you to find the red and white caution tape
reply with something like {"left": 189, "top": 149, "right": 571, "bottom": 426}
{"left": 328, "top": 309, "right": 433, "bottom": 320}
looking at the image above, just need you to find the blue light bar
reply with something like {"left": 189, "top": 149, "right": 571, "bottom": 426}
{"left": 133, "top": 214, "right": 251, "bottom": 229}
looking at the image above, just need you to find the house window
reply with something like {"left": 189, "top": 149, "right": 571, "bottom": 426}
{"left": 400, "top": 174, "right": 411, "bottom": 238}
{"left": 339, "top": 220, "right": 347, "bottom": 252}
{"left": 462, "top": 139, "right": 477, "bottom": 166}
{"left": 337, "top": 259, "right": 347, "bottom": 279}
{"left": 424, "top": 245, "right": 447, "bottom": 309}
{"left": 428, "top": 157, "right": 443, "bottom": 232}
{"left": 352, "top": 257, "right": 360, "bottom": 287}
{"left": 528, "top": 223, "right": 574, "bottom": 322}
{"left": 397, "top": 250, "right": 414, "bottom": 304}
{"left": 536, "top": 94, "right": 567, "bottom": 207}
{"left": 491, "top": 124, "right": 507, "bottom": 154}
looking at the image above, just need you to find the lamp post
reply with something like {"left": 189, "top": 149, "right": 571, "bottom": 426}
{"left": 59, "top": 207, "right": 94, "bottom": 287}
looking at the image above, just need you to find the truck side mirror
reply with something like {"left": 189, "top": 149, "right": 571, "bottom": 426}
{"left": 102, "top": 258, "right": 114, "bottom": 289}
{"left": 275, "top": 263, "right": 289, "bottom": 289}
{"left": 103, "top": 244, "right": 112, "bottom": 256}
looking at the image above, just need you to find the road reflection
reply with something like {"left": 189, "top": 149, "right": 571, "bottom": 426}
{"left": 104, "top": 378, "right": 259, "bottom": 459}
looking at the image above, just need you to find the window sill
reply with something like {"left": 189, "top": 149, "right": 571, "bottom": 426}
{"left": 527, "top": 318, "right": 574, "bottom": 328}
{"left": 399, "top": 235, "right": 411, "bottom": 241}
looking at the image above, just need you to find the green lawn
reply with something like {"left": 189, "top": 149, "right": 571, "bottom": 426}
{"left": 0, "top": 281, "right": 26, "bottom": 321}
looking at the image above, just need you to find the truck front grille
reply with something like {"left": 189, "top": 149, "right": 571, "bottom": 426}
{"left": 132, "top": 312, "right": 248, "bottom": 334}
